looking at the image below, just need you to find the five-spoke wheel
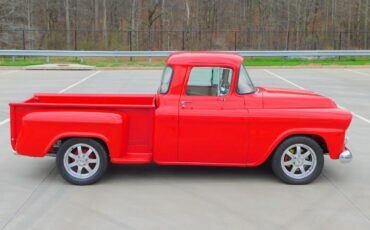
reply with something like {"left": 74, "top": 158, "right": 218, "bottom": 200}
{"left": 57, "top": 138, "right": 108, "bottom": 185}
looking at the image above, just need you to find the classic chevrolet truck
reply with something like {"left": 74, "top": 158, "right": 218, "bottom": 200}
{"left": 10, "top": 52, "right": 353, "bottom": 185}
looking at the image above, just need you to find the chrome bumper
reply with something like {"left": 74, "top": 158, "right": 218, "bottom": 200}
{"left": 339, "top": 148, "right": 352, "bottom": 163}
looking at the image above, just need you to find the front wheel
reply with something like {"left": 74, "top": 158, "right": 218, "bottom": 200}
{"left": 56, "top": 138, "right": 108, "bottom": 185}
{"left": 271, "top": 136, "right": 324, "bottom": 185}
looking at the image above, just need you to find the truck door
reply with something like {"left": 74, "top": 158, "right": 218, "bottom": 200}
{"left": 178, "top": 66, "right": 247, "bottom": 164}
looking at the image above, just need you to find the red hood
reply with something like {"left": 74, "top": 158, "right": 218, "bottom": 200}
{"left": 259, "top": 87, "right": 337, "bottom": 109}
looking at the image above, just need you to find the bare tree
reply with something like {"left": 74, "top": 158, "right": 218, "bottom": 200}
{"left": 1, "top": 0, "right": 370, "bottom": 51}
{"left": 365, "top": 0, "right": 369, "bottom": 48}
{"left": 103, "top": 0, "right": 108, "bottom": 48}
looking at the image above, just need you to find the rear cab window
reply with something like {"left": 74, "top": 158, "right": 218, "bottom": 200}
{"left": 159, "top": 66, "right": 173, "bottom": 94}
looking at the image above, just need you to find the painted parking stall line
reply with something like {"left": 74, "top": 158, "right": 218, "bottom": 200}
{"left": 263, "top": 69, "right": 370, "bottom": 125}
{"left": 264, "top": 70, "right": 305, "bottom": 90}
{"left": 0, "top": 118, "right": 10, "bottom": 126}
{"left": 345, "top": 69, "right": 370, "bottom": 77}
{"left": 0, "top": 71, "right": 101, "bottom": 127}
{"left": 0, "top": 70, "right": 19, "bottom": 76}
{"left": 58, "top": 71, "right": 100, "bottom": 93}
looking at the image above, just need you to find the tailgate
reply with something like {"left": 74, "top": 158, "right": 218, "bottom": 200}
{"left": 9, "top": 97, "right": 36, "bottom": 150}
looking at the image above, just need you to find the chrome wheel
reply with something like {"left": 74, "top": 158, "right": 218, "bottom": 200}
{"left": 63, "top": 143, "right": 100, "bottom": 179}
{"left": 280, "top": 144, "right": 317, "bottom": 180}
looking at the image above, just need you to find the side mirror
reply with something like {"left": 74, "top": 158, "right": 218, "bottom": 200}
{"left": 219, "top": 86, "right": 229, "bottom": 96}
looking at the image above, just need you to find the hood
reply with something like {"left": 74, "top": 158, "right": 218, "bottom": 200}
{"left": 259, "top": 87, "right": 337, "bottom": 109}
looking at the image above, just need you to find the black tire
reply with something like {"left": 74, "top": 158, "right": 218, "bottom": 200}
{"left": 271, "top": 136, "right": 324, "bottom": 185}
{"left": 56, "top": 138, "right": 108, "bottom": 185}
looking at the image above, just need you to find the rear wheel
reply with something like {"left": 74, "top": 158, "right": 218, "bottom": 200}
{"left": 271, "top": 136, "right": 324, "bottom": 185}
{"left": 56, "top": 138, "right": 108, "bottom": 185}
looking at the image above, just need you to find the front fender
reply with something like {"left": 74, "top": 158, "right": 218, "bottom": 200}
{"left": 249, "top": 128, "right": 345, "bottom": 166}
{"left": 16, "top": 111, "right": 127, "bottom": 158}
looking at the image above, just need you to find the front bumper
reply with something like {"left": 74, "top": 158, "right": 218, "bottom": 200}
{"left": 339, "top": 148, "right": 352, "bottom": 163}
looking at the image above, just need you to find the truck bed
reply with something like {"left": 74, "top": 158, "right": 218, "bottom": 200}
{"left": 23, "top": 93, "right": 156, "bottom": 107}
{"left": 10, "top": 93, "right": 156, "bottom": 163}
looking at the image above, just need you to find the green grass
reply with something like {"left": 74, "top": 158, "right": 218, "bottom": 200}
{"left": 0, "top": 57, "right": 46, "bottom": 66}
{"left": 243, "top": 57, "right": 370, "bottom": 66}
{"left": 2, "top": 56, "right": 370, "bottom": 67}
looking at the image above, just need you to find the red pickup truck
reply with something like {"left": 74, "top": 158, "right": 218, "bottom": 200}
{"left": 10, "top": 52, "right": 352, "bottom": 185}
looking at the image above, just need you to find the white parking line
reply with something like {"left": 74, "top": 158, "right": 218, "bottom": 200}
{"left": 345, "top": 69, "right": 370, "bottom": 77}
{"left": 264, "top": 70, "right": 305, "bottom": 89}
{"left": 0, "top": 70, "right": 19, "bottom": 76}
{"left": 264, "top": 69, "right": 370, "bottom": 124}
{"left": 0, "top": 71, "right": 100, "bottom": 127}
{"left": 339, "top": 105, "right": 370, "bottom": 123}
{"left": 0, "top": 118, "right": 10, "bottom": 126}
{"left": 58, "top": 71, "right": 100, "bottom": 93}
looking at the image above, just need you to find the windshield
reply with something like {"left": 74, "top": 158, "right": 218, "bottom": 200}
{"left": 237, "top": 65, "right": 255, "bottom": 94}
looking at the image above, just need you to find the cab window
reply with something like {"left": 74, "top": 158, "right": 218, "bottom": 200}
{"left": 186, "top": 67, "right": 232, "bottom": 96}
{"left": 159, "top": 66, "right": 173, "bottom": 94}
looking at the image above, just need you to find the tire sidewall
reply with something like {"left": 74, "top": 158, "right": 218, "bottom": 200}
{"left": 272, "top": 136, "right": 324, "bottom": 185}
{"left": 56, "top": 138, "right": 108, "bottom": 185}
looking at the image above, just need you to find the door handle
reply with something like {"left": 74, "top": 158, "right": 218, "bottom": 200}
{"left": 217, "top": 97, "right": 225, "bottom": 102}
{"left": 181, "top": 101, "right": 192, "bottom": 108}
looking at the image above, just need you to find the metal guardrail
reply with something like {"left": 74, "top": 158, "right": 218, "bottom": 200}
{"left": 1, "top": 49, "right": 370, "bottom": 57}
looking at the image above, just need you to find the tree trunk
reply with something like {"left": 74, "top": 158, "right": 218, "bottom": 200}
{"left": 65, "top": 0, "right": 71, "bottom": 49}
{"left": 27, "top": 0, "right": 32, "bottom": 49}
{"left": 103, "top": 0, "right": 108, "bottom": 48}
{"left": 365, "top": 0, "right": 369, "bottom": 48}
{"left": 286, "top": 0, "right": 290, "bottom": 50}
{"left": 130, "top": 0, "right": 137, "bottom": 50}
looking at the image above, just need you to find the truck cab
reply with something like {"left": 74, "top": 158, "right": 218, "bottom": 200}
{"left": 154, "top": 52, "right": 257, "bottom": 165}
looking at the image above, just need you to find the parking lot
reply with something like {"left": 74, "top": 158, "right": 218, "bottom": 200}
{"left": 0, "top": 67, "right": 369, "bottom": 230}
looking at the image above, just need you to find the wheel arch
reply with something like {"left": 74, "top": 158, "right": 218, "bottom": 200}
{"left": 254, "top": 129, "right": 334, "bottom": 166}
{"left": 271, "top": 134, "right": 328, "bottom": 155}
{"left": 47, "top": 133, "right": 110, "bottom": 157}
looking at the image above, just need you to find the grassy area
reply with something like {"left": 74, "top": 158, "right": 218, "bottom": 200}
{"left": 243, "top": 57, "right": 370, "bottom": 66}
{"left": 2, "top": 56, "right": 370, "bottom": 67}
{"left": 0, "top": 57, "right": 165, "bottom": 67}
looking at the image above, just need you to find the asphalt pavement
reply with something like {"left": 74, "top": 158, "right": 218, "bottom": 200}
{"left": 0, "top": 67, "right": 369, "bottom": 230}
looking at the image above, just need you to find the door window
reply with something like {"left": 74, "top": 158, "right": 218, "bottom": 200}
{"left": 186, "top": 67, "right": 232, "bottom": 96}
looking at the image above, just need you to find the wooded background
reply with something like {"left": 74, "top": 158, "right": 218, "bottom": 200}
{"left": 0, "top": 0, "right": 369, "bottom": 50}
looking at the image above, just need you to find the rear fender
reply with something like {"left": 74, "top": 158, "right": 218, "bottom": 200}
{"left": 15, "top": 111, "right": 128, "bottom": 158}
